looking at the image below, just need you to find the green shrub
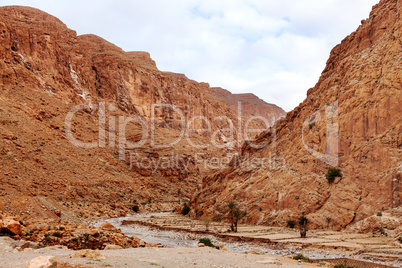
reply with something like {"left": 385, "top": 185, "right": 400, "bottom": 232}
{"left": 198, "top": 238, "right": 217, "bottom": 249}
{"left": 379, "top": 228, "right": 386, "bottom": 236}
{"left": 377, "top": 212, "right": 382, "bottom": 217}
{"left": 398, "top": 237, "right": 402, "bottom": 243}
{"left": 287, "top": 220, "right": 296, "bottom": 229}
{"left": 52, "top": 231, "right": 62, "bottom": 237}
{"left": 293, "top": 253, "right": 311, "bottom": 263}
{"left": 181, "top": 203, "right": 191, "bottom": 215}
{"left": 326, "top": 168, "right": 342, "bottom": 184}
{"left": 132, "top": 205, "right": 140, "bottom": 212}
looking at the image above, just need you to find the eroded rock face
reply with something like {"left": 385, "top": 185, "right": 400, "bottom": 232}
{"left": 347, "top": 207, "right": 402, "bottom": 234}
{"left": 0, "top": 6, "right": 238, "bottom": 127}
{"left": 0, "top": 6, "right": 285, "bottom": 220}
{"left": 211, "top": 87, "right": 286, "bottom": 127}
{"left": 191, "top": 0, "right": 402, "bottom": 230}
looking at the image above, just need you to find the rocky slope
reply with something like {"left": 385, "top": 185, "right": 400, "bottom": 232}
{"left": 191, "top": 0, "right": 402, "bottom": 230}
{"left": 0, "top": 6, "right": 285, "bottom": 222}
{"left": 211, "top": 87, "right": 286, "bottom": 127}
{"left": 0, "top": 6, "right": 237, "bottom": 127}
{"left": 0, "top": 215, "right": 152, "bottom": 250}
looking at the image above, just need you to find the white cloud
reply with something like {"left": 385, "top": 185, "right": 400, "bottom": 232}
{"left": 0, "top": 0, "right": 379, "bottom": 111}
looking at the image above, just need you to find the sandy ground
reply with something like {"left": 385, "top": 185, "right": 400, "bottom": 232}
{"left": 1, "top": 212, "right": 401, "bottom": 268}
{"left": 0, "top": 237, "right": 322, "bottom": 268}
{"left": 56, "top": 248, "right": 323, "bottom": 268}
{"left": 122, "top": 213, "right": 401, "bottom": 253}
{"left": 118, "top": 213, "right": 402, "bottom": 267}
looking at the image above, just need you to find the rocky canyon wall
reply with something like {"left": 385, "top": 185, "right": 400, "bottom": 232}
{"left": 190, "top": 0, "right": 402, "bottom": 230}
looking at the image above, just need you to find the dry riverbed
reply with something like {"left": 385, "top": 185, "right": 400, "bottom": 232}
{"left": 119, "top": 213, "right": 402, "bottom": 267}
{"left": 0, "top": 236, "right": 322, "bottom": 268}
{"left": 0, "top": 212, "right": 400, "bottom": 267}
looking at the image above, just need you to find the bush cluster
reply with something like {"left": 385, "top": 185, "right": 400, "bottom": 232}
{"left": 326, "top": 168, "right": 342, "bottom": 184}
{"left": 181, "top": 203, "right": 191, "bottom": 215}
{"left": 293, "top": 253, "right": 311, "bottom": 263}
{"left": 198, "top": 238, "right": 217, "bottom": 249}
{"left": 52, "top": 231, "right": 62, "bottom": 237}
{"left": 287, "top": 220, "right": 296, "bottom": 229}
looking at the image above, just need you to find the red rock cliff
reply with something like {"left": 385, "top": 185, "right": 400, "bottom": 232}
{"left": 0, "top": 5, "right": 287, "bottom": 220}
{"left": 0, "top": 6, "right": 269, "bottom": 219}
{"left": 211, "top": 87, "right": 286, "bottom": 127}
{"left": 190, "top": 0, "right": 402, "bottom": 230}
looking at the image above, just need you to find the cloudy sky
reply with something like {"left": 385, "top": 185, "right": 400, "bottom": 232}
{"left": 1, "top": 0, "right": 379, "bottom": 111}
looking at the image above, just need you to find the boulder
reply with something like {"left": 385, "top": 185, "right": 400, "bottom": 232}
{"left": 54, "top": 210, "right": 61, "bottom": 217}
{"left": 0, "top": 218, "right": 22, "bottom": 235}
{"left": 100, "top": 222, "right": 115, "bottom": 231}
{"left": 26, "top": 256, "right": 54, "bottom": 268}
{"left": 86, "top": 229, "right": 100, "bottom": 237}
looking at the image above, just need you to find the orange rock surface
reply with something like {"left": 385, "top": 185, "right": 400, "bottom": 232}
{"left": 0, "top": 1, "right": 400, "bottom": 234}
{"left": 191, "top": 0, "right": 402, "bottom": 230}
{"left": 0, "top": 6, "right": 272, "bottom": 221}
{"left": 211, "top": 87, "right": 286, "bottom": 127}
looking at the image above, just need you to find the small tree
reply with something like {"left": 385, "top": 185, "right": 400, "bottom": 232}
{"left": 202, "top": 217, "right": 212, "bottom": 232}
{"left": 326, "top": 168, "right": 342, "bottom": 184}
{"left": 299, "top": 216, "right": 308, "bottom": 238}
{"left": 227, "top": 201, "right": 246, "bottom": 232}
{"left": 181, "top": 203, "right": 191, "bottom": 215}
{"left": 326, "top": 217, "right": 331, "bottom": 229}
